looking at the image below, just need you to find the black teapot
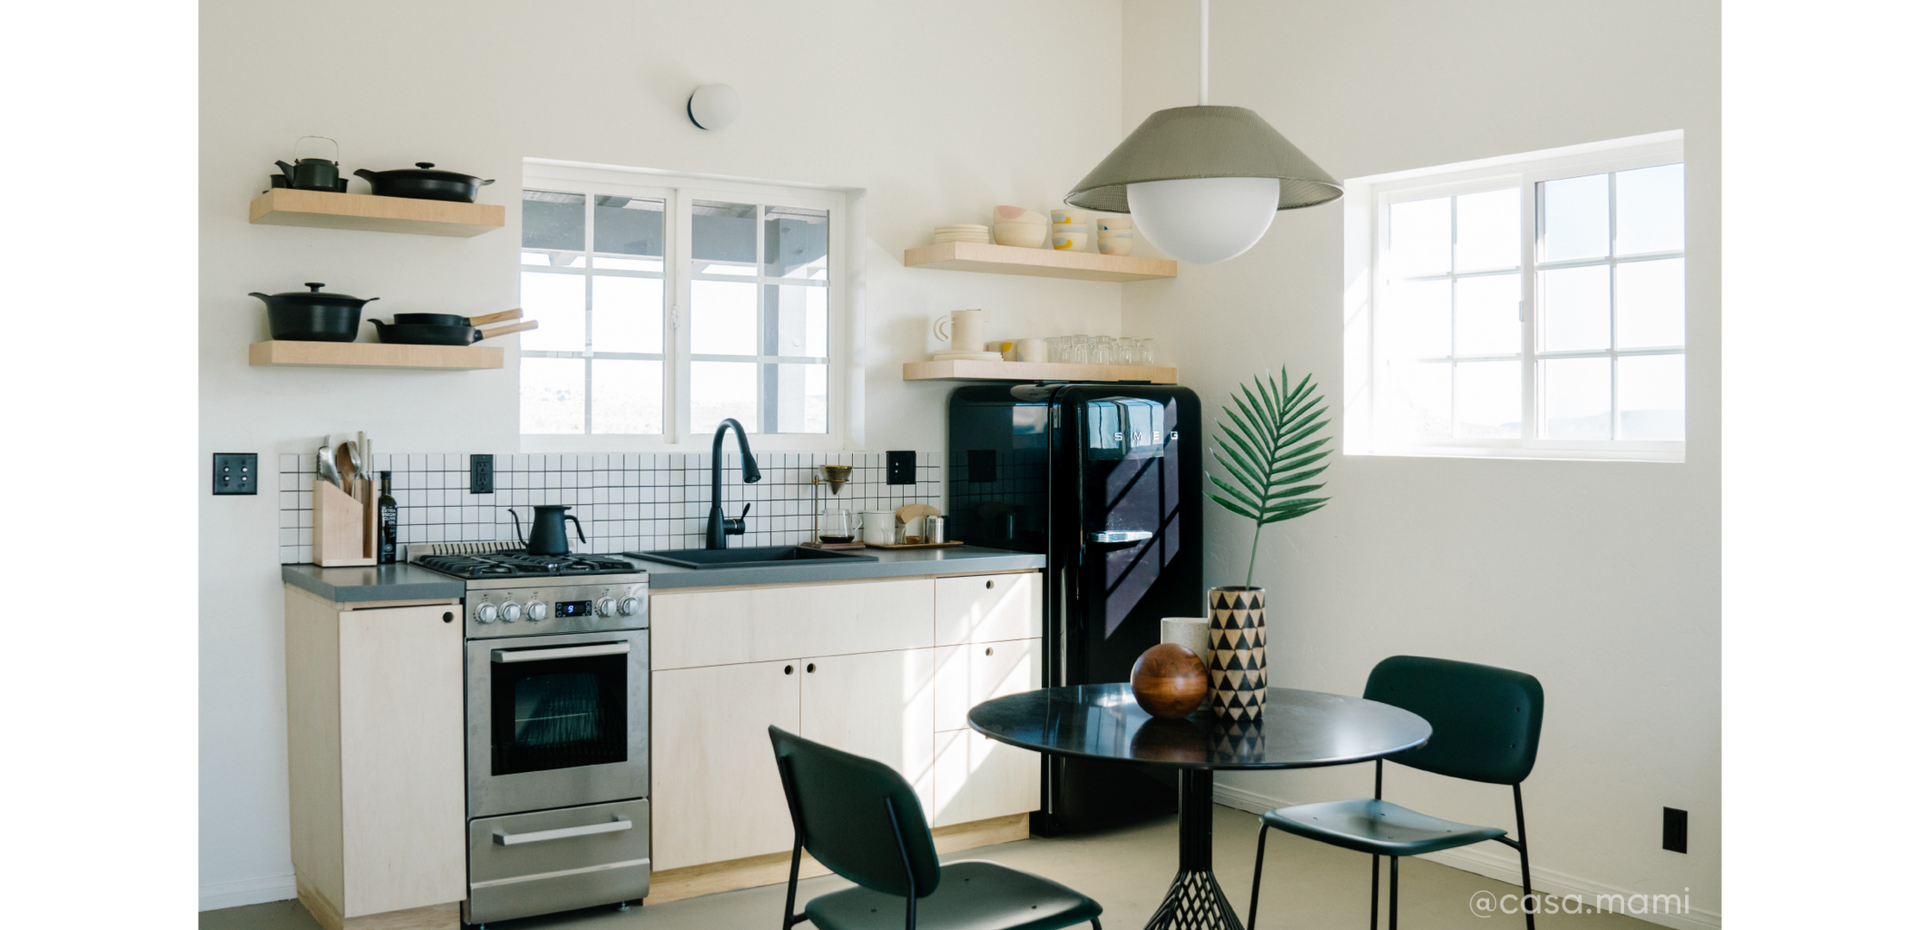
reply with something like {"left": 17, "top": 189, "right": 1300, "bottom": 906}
{"left": 273, "top": 136, "right": 345, "bottom": 192}
{"left": 510, "top": 505, "right": 587, "bottom": 556}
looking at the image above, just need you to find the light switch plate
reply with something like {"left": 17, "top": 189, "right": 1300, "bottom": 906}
{"left": 886, "top": 451, "right": 915, "bottom": 485}
{"left": 213, "top": 453, "right": 258, "bottom": 495}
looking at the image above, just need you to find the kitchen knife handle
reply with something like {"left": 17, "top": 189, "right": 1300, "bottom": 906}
{"left": 492, "top": 642, "right": 631, "bottom": 663}
{"left": 493, "top": 814, "right": 632, "bottom": 846}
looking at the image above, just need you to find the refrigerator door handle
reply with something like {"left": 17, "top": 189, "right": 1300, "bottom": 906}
{"left": 1087, "top": 530, "right": 1154, "bottom": 546}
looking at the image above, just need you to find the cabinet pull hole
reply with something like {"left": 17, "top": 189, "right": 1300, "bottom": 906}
{"left": 442, "top": 612, "right": 454, "bottom": 623}
{"left": 985, "top": 647, "right": 994, "bottom": 656}
{"left": 806, "top": 663, "right": 816, "bottom": 673}
{"left": 785, "top": 665, "right": 794, "bottom": 675}
{"left": 986, "top": 580, "right": 994, "bottom": 589}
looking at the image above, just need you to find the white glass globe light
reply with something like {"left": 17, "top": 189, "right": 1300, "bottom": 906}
{"left": 1126, "top": 176, "right": 1281, "bottom": 264}
{"left": 688, "top": 84, "right": 742, "bottom": 131}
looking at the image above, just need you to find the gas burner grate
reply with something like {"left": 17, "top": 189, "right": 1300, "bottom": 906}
{"left": 413, "top": 550, "right": 639, "bottom": 579}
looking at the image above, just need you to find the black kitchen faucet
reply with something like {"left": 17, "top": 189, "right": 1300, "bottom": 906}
{"left": 706, "top": 418, "right": 761, "bottom": 548}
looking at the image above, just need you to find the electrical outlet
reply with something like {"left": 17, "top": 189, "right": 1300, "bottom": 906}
{"left": 886, "top": 450, "right": 916, "bottom": 485}
{"left": 470, "top": 454, "right": 495, "bottom": 494}
{"left": 212, "top": 453, "right": 258, "bottom": 495}
{"left": 1662, "top": 807, "right": 1688, "bottom": 853}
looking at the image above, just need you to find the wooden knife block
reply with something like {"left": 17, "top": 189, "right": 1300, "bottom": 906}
{"left": 313, "top": 478, "right": 377, "bottom": 567}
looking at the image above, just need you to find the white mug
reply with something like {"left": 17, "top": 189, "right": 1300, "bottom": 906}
{"left": 1015, "top": 337, "right": 1046, "bottom": 362}
{"left": 934, "top": 309, "right": 988, "bottom": 351}
{"left": 861, "top": 511, "right": 898, "bottom": 545}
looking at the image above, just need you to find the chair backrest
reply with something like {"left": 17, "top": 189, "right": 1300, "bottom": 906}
{"left": 768, "top": 726, "right": 942, "bottom": 897}
{"left": 1364, "top": 655, "right": 1544, "bottom": 785}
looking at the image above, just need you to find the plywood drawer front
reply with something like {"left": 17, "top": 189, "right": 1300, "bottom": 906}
{"left": 934, "top": 573, "right": 1040, "bottom": 646}
{"left": 931, "top": 729, "right": 1042, "bottom": 828}
{"left": 800, "top": 647, "right": 938, "bottom": 815}
{"left": 969, "top": 637, "right": 1041, "bottom": 711}
{"left": 651, "top": 661, "right": 800, "bottom": 869}
{"left": 652, "top": 579, "right": 936, "bottom": 669}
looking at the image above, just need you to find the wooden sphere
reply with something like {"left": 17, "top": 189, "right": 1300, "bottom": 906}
{"left": 1130, "top": 643, "right": 1209, "bottom": 718}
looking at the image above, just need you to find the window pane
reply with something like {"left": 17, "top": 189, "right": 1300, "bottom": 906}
{"left": 1614, "top": 163, "right": 1684, "bottom": 256}
{"left": 765, "top": 284, "right": 828, "bottom": 358}
{"left": 1538, "top": 265, "right": 1612, "bottom": 352}
{"left": 1454, "top": 274, "right": 1520, "bottom": 356}
{"left": 691, "top": 280, "right": 757, "bottom": 355}
{"left": 1388, "top": 278, "right": 1450, "bottom": 359}
{"left": 1454, "top": 188, "right": 1519, "bottom": 272}
{"left": 523, "top": 190, "right": 585, "bottom": 264}
{"left": 692, "top": 200, "right": 756, "bottom": 273}
{"left": 1388, "top": 197, "right": 1451, "bottom": 277}
{"left": 1618, "top": 354, "right": 1684, "bottom": 440}
{"left": 519, "top": 273, "right": 585, "bottom": 352}
{"left": 521, "top": 357, "right": 584, "bottom": 434}
{"left": 1402, "top": 361, "right": 1451, "bottom": 438}
{"left": 762, "top": 362, "right": 828, "bottom": 433}
{"left": 1539, "top": 174, "right": 1609, "bottom": 262}
{"left": 594, "top": 196, "right": 663, "bottom": 257}
{"left": 593, "top": 275, "right": 663, "bottom": 354}
{"left": 1454, "top": 360, "right": 1520, "bottom": 438}
{"left": 1540, "top": 357, "right": 1611, "bottom": 440}
{"left": 592, "top": 359, "right": 663, "bottom": 434}
{"left": 690, "top": 361, "right": 758, "bottom": 434}
{"left": 764, "top": 206, "right": 829, "bottom": 280}
{"left": 1615, "top": 258, "right": 1685, "bottom": 348}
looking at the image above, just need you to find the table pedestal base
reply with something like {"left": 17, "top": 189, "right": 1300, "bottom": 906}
{"left": 1143, "top": 769, "right": 1244, "bottom": 930}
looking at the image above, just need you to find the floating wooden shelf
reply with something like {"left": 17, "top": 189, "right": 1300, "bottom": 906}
{"left": 903, "top": 359, "right": 1177, "bottom": 384}
{"left": 249, "top": 189, "right": 505, "bottom": 237}
{"left": 250, "top": 341, "right": 504, "bottom": 370}
{"left": 903, "top": 241, "right": 1176, "bottom": 283}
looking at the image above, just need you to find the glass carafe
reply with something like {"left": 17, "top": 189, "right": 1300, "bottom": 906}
{"left": 819, "top": 508, "right": 859, "bottom": 544}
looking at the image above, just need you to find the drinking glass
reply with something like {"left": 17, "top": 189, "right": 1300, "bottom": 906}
{"left": 1069, "top": 335, "right": 1090, "bottom": 364}
{"left": 1140, "top": 338, "right": 1157, "bottom": 364}
{"left": 1091, "top": 336, "right": 1112, "bottom": 365}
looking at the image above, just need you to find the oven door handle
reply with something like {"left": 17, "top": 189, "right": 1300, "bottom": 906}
{"left": 491, "top": 642, "right": 632, "bottom": 663}
{"left": 493, "top": 814, "right": 632, "bottom": 846}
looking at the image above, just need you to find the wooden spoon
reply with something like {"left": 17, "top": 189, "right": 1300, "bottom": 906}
{"left": 335, "top": 441, "right": 358, "bottom": 497}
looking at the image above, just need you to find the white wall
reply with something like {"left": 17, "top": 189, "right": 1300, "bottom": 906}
{"left": 1120, "top": 0, "right": 1720, "bottom": 924}
{"left": 198, "top": 0, "right": 1124, "bottom": 907}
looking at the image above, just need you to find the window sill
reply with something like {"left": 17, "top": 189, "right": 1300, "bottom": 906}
{"left": 1353, "top": 442, "right": 1684, "bottom": 464}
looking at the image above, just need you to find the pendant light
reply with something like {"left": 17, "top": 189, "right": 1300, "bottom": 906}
{"left": 1065, "top": 0, "right": 1340, "bottom": 264}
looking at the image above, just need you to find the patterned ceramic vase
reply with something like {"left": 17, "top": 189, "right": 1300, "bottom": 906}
{"left": 1207, "top": 586, "right": 1268, "bottom": 721}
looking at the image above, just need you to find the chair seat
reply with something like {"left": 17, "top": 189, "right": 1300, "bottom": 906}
{"left": 1261, "top": 799, "right": 1507, "bottom": 858}
{"left": 806, "top": 859, "right": 1103, "bottom": 930}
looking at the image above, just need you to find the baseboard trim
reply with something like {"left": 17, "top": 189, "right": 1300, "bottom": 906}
{"left": 199, "top": 872, "right": 297, "bottom": 911}
{"left": 1211, "top": 784, "right": 1719, "bottom": 930}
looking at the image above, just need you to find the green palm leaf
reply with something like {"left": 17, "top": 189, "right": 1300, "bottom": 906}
{"left": 1204, "top": 366, "right": 1334, "bottom": 587}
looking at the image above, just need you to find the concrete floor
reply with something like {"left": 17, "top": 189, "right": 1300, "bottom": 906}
{"left": 202, "top": 806, "right": 1664, "bottom": 930}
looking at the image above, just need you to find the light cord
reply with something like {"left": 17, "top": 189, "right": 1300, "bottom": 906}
{"left": 1199, "top": 0, "right": 1210, "bottom": 105}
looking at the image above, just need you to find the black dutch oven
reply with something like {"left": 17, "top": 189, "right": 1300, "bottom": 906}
{"left": 250, "top": 283, "right": 378, "bottom": 342}
{"left": 354, "top": 162, "right": 495, "bottom": 203}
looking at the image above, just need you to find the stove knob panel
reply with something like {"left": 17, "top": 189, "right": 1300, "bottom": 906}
{"left": 500, "top": 602, "right": 523, "bottom": 623}
{"left": 526, "top": 601, "right": 548, "bottom": 622}
{"left": 475, "top": 602, "right": 498, "bottom": 624}
{"left": 596, "top": 597, "right": 617, "bottom": 618}
{"left": 619, "top": 596, "right": 641, "bottom": 617}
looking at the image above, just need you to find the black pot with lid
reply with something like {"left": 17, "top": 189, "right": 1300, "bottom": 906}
{"left": 250, "top": 283, "right": 379, "bottom": 342}
{"left": 354, "top": 162, "right": 495, "bottom": 203}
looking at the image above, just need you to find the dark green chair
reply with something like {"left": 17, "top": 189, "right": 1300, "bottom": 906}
{"left": 768, "top": 726, "right": 1103, "bottom": 930}
{"left": 1247, "top": 656, "right": 1545, "bottom": 930}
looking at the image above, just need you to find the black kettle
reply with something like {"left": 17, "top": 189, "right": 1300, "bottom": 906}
{"left": 274, "top": 136, "right": 345, "bottom": 192}
{"left": 510, "top": 505, "right": 587, "bottom": 556}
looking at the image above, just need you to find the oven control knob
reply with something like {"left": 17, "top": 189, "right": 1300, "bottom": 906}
{"left": 619, "top": 596, "right": 641, "bottom": 617}
{"left": 596, "top": 597, "right": 618, "bottom": 618}
{"left": 526, "top": 601, "right": 548, "bottom": 622}
{"left": 475, "top": 602, "right": 498, "bottom": 624}
{"left": 500, "top": 602, "right": 522, "bottom": 623}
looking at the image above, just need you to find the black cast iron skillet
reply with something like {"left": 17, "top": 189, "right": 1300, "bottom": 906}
{"left": 372, "top": 318, "right": 538, "bottom": 346}
{"left": 391, "top": 308, "right": 521, "bottom": 328}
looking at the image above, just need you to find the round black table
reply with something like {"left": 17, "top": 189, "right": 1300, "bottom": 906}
{"left": 969, "top": 684, "right": 1431, "bottom": 930}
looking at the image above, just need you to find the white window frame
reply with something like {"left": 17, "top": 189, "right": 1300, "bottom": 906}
{"left": 520, "top": 160, "right": 856, "bottom": 452}
{"left": 1343, "top": 131, "right": 1686, "bottom": 463}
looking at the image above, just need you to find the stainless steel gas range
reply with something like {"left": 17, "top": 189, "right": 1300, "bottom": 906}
{"left": 411, "top": 549, "right": 651, "bottom": 925}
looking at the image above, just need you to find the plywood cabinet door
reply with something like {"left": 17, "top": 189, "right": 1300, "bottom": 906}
{"left": 651, "top": 660, "right": 802, "bottom": 870}
{"left": 931, "top": 729, "right": 1042, "bottom": 828}
{"left": 799, "top": 648, "right": 938, "bottom": 813}
{"left": 336, "top": 603, "right": 467, "bottom": 917}
{"left": 934, "top": 572, "right": 1041, "bottom": 646}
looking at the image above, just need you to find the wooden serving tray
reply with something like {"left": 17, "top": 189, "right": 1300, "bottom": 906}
{"left": 864, "top": 539, "right": 966, "bottom": 549}
{"left": 800, "top": 540, "right": 867, "bottom": 550}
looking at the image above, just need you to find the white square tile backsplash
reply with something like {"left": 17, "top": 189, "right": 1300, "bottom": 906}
{"left": 277, "top": 451, "right": 942, "bottom": 564}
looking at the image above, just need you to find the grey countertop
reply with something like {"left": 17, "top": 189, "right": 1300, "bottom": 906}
{"left": 281, "top": 546, "right": 1044, "bottom": 602}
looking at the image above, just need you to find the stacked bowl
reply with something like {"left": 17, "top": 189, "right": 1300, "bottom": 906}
{"left": 1097, "top": 216, "right": 1135, "bottom": 256}
{"left": 1052, "top": 209, "right": 1090, "bottom": 251}
{"left": 991, "top": 206, "right": 1048, "bottom": 248}
{"left": 934, "top": 224, "right": 991, "bottom": 245}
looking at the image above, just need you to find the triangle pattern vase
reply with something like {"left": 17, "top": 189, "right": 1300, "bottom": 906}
{"left": 1208, "top": 586, "right": 1267, "bottom": 722}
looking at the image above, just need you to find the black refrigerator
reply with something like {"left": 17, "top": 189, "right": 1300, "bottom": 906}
{"left": 947, "top": 382, "right": 1204, "bottom": 835}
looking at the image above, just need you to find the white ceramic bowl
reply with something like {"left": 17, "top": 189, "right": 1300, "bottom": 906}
{"left": 1052, "top": 209, "right": 1091, "bottom": 226}
{"left": 1098, "top": 217, "right": 1134, "bottom": 233}
{"left": 1052, "top": 223, "right": 1090, "bottom": 233}
{"left": 994, "top": 224, "right": 1047, "bottom": 248}
{"left": 993, "top": 205, "right": 1048, "bottom": 226}
{"left": 1097, "top": 238, "right": 1134, "bottom": 256}
{"left": 1052, "top": 230, "right": 1088, "bottom": 251}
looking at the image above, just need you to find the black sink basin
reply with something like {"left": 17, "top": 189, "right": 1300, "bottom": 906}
{"left": 625, "top": 545, "right": 879, "bottom": 569}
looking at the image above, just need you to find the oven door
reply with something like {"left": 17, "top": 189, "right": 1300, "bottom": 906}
{"left": 467, "top": 629, "right": 649, "bottom": 818}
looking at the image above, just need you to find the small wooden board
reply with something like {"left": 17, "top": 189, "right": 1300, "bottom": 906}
{"left": 864, "top": 540, "right": 965, "bottom": 549}
{"left": 799, "top": 541, "right": 867, "bottom": 550}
